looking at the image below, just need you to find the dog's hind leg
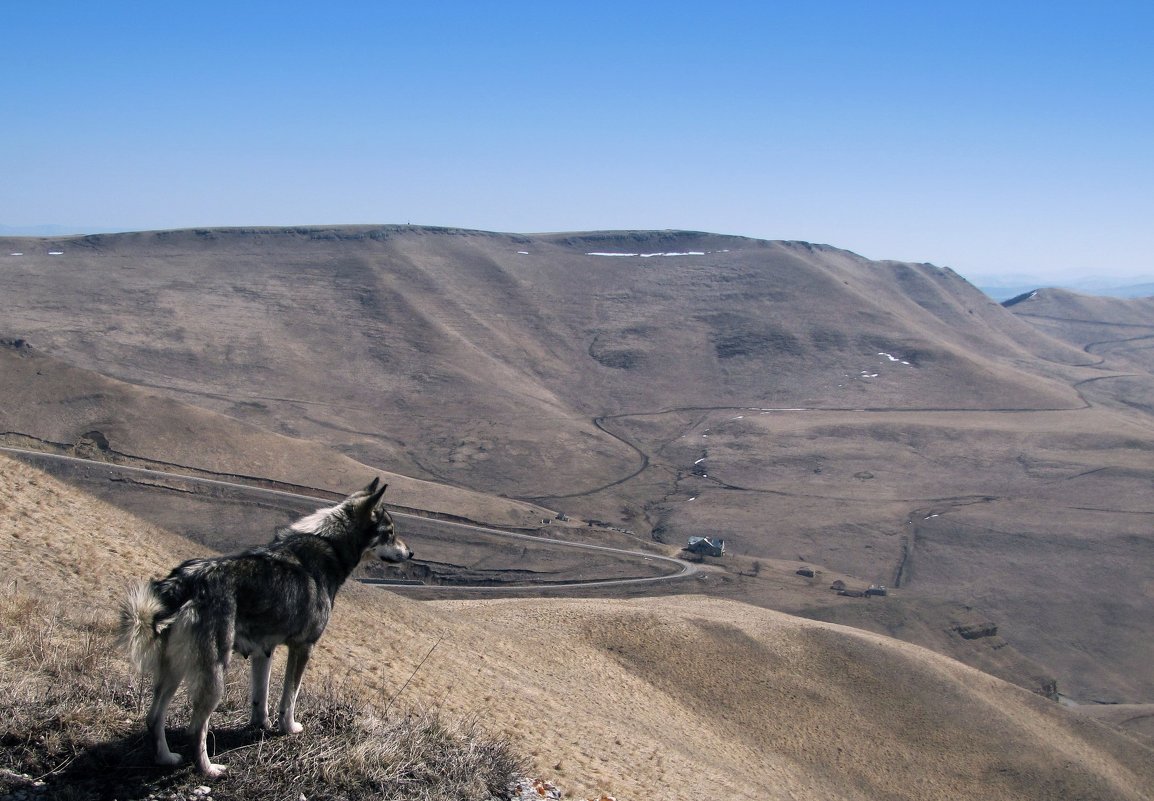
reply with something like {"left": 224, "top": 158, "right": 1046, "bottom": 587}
{"left": 249, "top": 650, "right": 274, "bottom": 730}
{"left": 187, "top": 658, "right": 228, "bottom": 778}
{"left": 278, "top": 642, "right": 313, "bottom": 735}
{"left": 186, "top": 612, "right": 233, "bottom": 778}
{"left": 146, "top": 650, "right": 186, "bottom": 767}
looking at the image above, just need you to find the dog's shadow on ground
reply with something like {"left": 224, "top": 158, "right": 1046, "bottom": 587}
{"left": 51, "top": 724, "right": 276, "bottom": 798}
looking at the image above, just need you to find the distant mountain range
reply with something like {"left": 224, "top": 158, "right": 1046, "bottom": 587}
{"left": 0, "top": 224, "right": 132, "bottom": 237}
{"left": 979, "top": 278, "right": 1154, "bottom": 301}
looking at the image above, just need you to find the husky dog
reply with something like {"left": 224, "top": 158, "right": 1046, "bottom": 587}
{"left": 120, "top": 478, "right": 411, "bottom": 777}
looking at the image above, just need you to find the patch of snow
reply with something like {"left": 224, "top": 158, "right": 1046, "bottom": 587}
{"left": 688, "top": 496, "right": 697, "bottom": 502}
{"left": 731, "top": 415, "right": 744, "bottom": 420}
{"left": 9, "top": 252, "right": 23, "bottom": 256}
{"left": 48, "top": 250, "right": 64, "bottom": 255}
{"left": 694, "top": 458, "right": 706, "bottom": 464}
{"left": 878, "top": 352, "right": 912, "bottom": 365}
{"left": 589, "top": 251, "right": 707, "bottom": 258}
{"left": 516, "top": 251, "right": 529, "bottom": 255}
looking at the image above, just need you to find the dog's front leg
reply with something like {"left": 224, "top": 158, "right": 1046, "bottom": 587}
{"left": 249, "top": 650, "right": 274, "bottom": 730}
{"left": 278, "top": 642, "right": 312, "bottom": 735}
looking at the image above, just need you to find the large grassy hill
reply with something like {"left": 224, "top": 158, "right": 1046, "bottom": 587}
{"left": 2, "top": 454, "right": 1152, "bottom": 801}
{"left": 3, "top": 226, "right": 1152, "bottom": 704}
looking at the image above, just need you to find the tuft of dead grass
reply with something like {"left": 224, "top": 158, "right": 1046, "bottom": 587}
{"left": 0, "top": 589, "right": 525, "bottom": 801}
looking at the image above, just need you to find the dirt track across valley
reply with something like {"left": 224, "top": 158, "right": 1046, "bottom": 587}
{"left": 0, "top": 446, "right": 697, "bottom": 592}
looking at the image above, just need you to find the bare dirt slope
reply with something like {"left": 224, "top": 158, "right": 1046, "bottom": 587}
{"left": 3, "top": 455, "right": 1153, "bottom": 801}
{"left": 1, "top": 227, "right": 1088, "bottom": 498}
{"left": 0, "top": 340, "right": 552, "bottom": 531}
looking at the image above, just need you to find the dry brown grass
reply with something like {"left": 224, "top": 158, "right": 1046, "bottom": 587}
{"left": 0, "top": 589, "right": 523, "bottom": 801}
{"left": 4, "top": 454, "right": 1154, "bottom": 801}
{"left": 0, "top": 591, "right": 134, "bottom": 781}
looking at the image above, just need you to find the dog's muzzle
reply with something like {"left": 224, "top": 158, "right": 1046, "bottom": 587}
{"left": 373, "top": 541, "right": 413, "bottom": 563}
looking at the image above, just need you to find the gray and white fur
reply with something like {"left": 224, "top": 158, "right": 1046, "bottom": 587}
{"left": 119, "top": 478, "right": 411, "bottom": 777}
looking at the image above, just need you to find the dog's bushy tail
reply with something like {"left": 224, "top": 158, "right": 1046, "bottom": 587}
{"left": 119, "top": 580, "right": 174, "bottom": 677}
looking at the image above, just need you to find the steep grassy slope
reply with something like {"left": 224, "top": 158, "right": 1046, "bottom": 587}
{"left": 2, "top": 456, "right": 1152, "bottom": 801}
{"left": 0, "top": 340, "right": 553, "bottom": 531}
{"left": 1005, "top": 288, "right": 1154, "bottom": 356}
{"left": 1006, "top": 288, "right": 1154, "bottom": 416}
{"left": 1, "top": 227, "right": 1087, "bottom": 498}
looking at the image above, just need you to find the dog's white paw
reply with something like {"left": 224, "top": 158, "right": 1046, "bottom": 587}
{"left": 250, "top": 717, "right": 274, "bottom": 731}
{"left": 156, "top": 751, "right": 183, "bottom": 767}
{"left": 282, "top": 720, "right": 304, "bottom": 735}
{"left": 202, "top": 762, "right": 227, "bottom": 779}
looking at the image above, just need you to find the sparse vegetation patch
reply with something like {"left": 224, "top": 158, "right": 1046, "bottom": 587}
{"left": 0, "top": 591, "right": 524, "bottom": 801}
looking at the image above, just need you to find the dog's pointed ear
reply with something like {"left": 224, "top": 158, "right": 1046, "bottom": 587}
{"left": 370, "top": 483, "right": 390, "bottom": 519}
{"left": 358, "top": 477, "right": 380, "bottom": 497}
{"left": 357, "top": 482, "right": 387, "bottom": 517}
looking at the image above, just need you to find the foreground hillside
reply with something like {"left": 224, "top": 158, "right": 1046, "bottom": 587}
{"left": 3, "top": 456, "right": 1153, "bottom": 801}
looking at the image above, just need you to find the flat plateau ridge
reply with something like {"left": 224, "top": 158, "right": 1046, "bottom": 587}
{"left": 2, "top": 456, "right": 1152, "bottom": 801}
{"left": 0, "top": 226, "right": 1091, "bottom": 499}
{"left": 1, "top": 227, "right": 1153, "bottom": 783}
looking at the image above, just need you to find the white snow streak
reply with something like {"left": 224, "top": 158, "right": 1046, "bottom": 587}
{"left": 587, "top": 251, "right": 708, "bottom": 258}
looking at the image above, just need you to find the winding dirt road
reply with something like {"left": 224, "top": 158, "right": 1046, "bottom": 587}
{"left": 0, "top": 446, "right": 697, "bottom": 592}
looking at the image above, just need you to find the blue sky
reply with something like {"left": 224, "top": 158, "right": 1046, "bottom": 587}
{"left": 3, "top": 1, "right": 1152, "bottom": 281}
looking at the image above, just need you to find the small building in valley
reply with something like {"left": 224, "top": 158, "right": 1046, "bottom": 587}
{"left": 685, "top": 536, "right": 726, "bottom": 557}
